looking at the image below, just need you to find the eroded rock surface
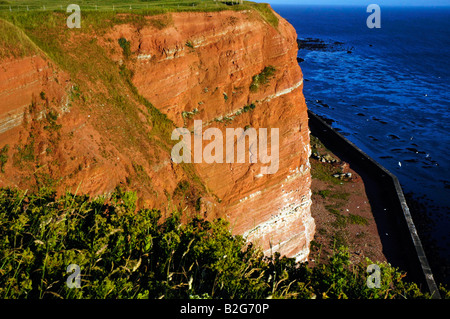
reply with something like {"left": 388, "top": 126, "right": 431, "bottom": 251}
{"left": 0, "top": 8, "right": 314, "bottom": 261}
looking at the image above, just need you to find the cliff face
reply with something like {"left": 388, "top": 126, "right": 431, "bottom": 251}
{"left": 109, "top": 9, "right": 315, "bottom": 261}
{"left": 0, "top": 55, "right": 69, "bottom": 136}
{"left": 0, "top": 7, "right": 314, "bottom": 261}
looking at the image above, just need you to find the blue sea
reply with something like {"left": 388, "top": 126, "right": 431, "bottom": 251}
{"left": 271, "top": 4, "right": 450, "bottom": 281}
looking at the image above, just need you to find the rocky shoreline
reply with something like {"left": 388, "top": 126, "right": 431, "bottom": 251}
{"left": 297, "top": 37, "right": 354, "bottom": 64}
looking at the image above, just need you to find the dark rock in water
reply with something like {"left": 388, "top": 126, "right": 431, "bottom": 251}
{"left": 388, "top": 134, "right": 400, "bottom": 140}
{"left": 356, "top": 113, "right": 365, "bottom": 116}
{"left": 404, "top": 159, "right": 419, "bottom": 163}
{"left": 406, "top": 147, "right": 426, "bottom": 155}
{"left": 297, "top": 57, "right": 304, "bottom": 63}
{"left": 315, "top": 100, "right": 330, "bottom": 108}
{"left": 406, "top": 147, "right": 426, "bottom": 154}
{"left": 323, "top": 118, "right": 335, "bottom": 125}
{"left": 297, "top": 38, "right": 327, "bottom": 50}
{"left": 347, "top": 50, "right": 352, "bottom": 54}
{"left": 379, "top": 156, "right": 393, "bottom": 159}
{"left": 424, "top": 157, "right": 439, "bottom": 166}
{"left": 297, "top": 37, "right": 347, "bottom": 52}
{"left": 372, "top": 117, "right": 388, "bottom": 124}
{"left": 368, "top": 135, "right": 378, "bottom": 141}
{"left": 317, "top": 114, "right": 335, "bottom": 125}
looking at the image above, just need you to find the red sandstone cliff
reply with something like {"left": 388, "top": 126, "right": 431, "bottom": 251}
{"left": 0, "top": 7, "right": 314, "bottom": 261}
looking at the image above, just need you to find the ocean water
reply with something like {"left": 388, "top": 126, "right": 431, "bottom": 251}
{"left": 271, "top": 4, "right": 450, "bottom": 279}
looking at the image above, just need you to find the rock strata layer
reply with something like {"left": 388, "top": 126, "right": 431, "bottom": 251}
{"left": 0, "top": 7, "right": 315, "bottom": 261}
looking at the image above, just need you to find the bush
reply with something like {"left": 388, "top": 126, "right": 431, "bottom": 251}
{"left": 0, "top": 145, "right": 8, "bottom": 173}
{"left": 250, "top": 66, "right": 276, "bottom": 92}
{"left": 0, "top": 187, "right": 439, "bottom": 299}
{"left": 118, "top": 38, "right": 131, "bottom": 58}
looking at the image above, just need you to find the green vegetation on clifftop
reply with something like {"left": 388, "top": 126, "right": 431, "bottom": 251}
{"left": 0, "top": 1, "right": 279, "bottom": 28}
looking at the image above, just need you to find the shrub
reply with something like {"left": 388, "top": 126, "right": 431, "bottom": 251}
{"left": 242, "top": 103, "right": 256, "bottom": 112}
{"left": 0, "top": 187, "right": 438, "bottom": 299}
{"left": 118, "top": 38, "right": 131, "bottom": 58}
{"left": 250, "top": 66, "right": 276, "bottom": 92}
{"left": 0, "top": 144, "right": 8, "bottom": 173}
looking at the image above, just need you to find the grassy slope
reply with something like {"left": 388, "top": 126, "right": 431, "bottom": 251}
{"left": 0, "top": 18, "right": 39, "bottom": 58}
{"left": 0, "top": 9, "right": 171, "bottom": 166}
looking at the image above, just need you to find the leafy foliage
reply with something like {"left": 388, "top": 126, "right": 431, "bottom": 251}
{"left": 250, "top": 66, "right": 276, "bottom": 92}
{"left": 0, "top": 187, "right": 445, "bottom": 299}
{"left": 118, "top": 37, "right": 131, "bottom": 58}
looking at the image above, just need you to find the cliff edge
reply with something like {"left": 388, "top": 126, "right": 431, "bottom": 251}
{"left": 0, "top": 5, "right": 314, "bottom": 261}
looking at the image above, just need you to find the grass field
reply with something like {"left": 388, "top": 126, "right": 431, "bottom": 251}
{"left": 0, "top": 1, "right": 279, "bottom": 29}
{"left": 0, "top": 0, "right": 251, "bottom": 12}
